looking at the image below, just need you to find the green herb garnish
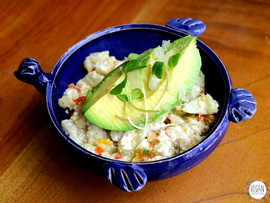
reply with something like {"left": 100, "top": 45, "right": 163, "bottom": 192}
{"left": 141, "top": 56, "right": 150, "bottom": 66}
{"left": 111, "top": 59, "right": 147, "bottom": 96}
{"left": 131, "top": 88, "right": 144, "bottom": 100}
{"left": 117, "top": 94, "right": 128, "bottom": 103}
{"left": 110, "top": 74, "right": 128, "bottom": 95}
{"left": 168, "top": 53, "right": 180, "bottom": 70}
{"left": 141, "top": 149, "right": 150, "bottom": 155}
{"left": 152, "top": 61, "right": 165, "bottom": 79}
{"left": 130, "top": 148, "right": 150, "bottom": 161}
{"left": 111, "top": 49, "right": 180, "bottom": 128}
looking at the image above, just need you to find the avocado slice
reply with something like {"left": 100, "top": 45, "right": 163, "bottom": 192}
{"left": 83, "top": 36, "right": 201, "bottom": 131}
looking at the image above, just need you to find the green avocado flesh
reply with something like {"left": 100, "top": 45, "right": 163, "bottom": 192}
{"left": 83, "top": 36, "right": 202, "bottom": 131}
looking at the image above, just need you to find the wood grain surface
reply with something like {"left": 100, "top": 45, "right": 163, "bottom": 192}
{"left": 1, "top": 0, "right": 269, "bottom": 202}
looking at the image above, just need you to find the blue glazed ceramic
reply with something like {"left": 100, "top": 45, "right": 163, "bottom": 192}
{"left": 14, "top": 17, "right": 256, "bottom": 192}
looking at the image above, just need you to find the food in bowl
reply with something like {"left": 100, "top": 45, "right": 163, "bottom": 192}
{"left": 14, "top": 18, "right": 256, "bottom": 191}
{"left": 58, "top": 36, "right": 219, "bottom": 162}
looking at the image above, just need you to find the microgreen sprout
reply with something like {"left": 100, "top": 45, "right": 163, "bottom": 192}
{"left": 168, "top": 53, "right": 180, "bottom": 70}
{"left": 129, "top": 50, "right": 152, "bottom": 61}
{"left": 117, "top": 94, "right": 128, "bottom": 103}
{"left": 141, "top": 56, "right": 150, "bottom": 66}
{"left": 131, "top": 88, "right": 144, "bottom": 99}
{"left": 117, "top": 85, "right": 158, "bottom": 113}
{"left": 110, "top": 75, "right": 128, "bottom": 95}
{"left": 141, "top": 149, "right": 150, "bottom": 155}
{"left": 152, "top": 61, "right": 165, "bottom": 79}
{"left": 110, "top": 59, "right": 147, "bottom": 95}
{"left": 111, "top": 49, "right": 180, "bottom": 128}
{"left": 130, "top": 148, "right": 150, "bottom": 161}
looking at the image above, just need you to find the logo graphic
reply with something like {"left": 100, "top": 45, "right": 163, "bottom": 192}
{"left": 245, "top": 179, "right": 268, "bottom": 201}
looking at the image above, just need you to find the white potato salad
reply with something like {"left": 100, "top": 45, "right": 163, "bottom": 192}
{"left": 58, "top": 41, "right": 219, "bottom": 162}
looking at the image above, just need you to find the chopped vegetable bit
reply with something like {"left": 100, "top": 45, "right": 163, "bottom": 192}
{"left": 97, "top": 138, "right": 113, "bottom": 145}
{"left": 68, "top": 83, "right": 76, "bottom": 89}
{"left": 95, "top": 147, "right": 105, "bottom": 155}
{"left": 73, "top": 96, "right": 86, "bottom": 103}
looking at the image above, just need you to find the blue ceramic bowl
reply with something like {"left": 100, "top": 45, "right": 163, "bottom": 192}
{"left": 14, "top": 17, "right": 256, "bottom": 192}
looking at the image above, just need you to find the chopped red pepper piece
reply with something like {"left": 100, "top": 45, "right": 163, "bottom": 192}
{"left": 68, "top": 83, "right": 76, "bottom": 89}
{"left": 73, "top": 96, "right": 86, "bottom": 103}
{"left": 95, "top": 147, "right": 104, "bottom": 155}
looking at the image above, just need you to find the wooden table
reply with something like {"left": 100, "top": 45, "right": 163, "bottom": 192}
{"left": 1, "top": 0, "right": 269, "bottom": 202}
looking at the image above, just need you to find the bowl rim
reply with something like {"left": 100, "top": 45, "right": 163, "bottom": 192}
{"left": 46, "top": 23, "right": 232, "bottom": 165}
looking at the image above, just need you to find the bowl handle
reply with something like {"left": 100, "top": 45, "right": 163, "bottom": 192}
{"left": 166, "top": 17, "right": 206, "bottom": 37}
{"left": 229, "top": 88, "right": 257, "bottom": 123}
{"left": 103, "top": 162, "right": 147, "bottom": 192}
{"left": 14, "top": 57, "right": 51, "bottom": 94}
